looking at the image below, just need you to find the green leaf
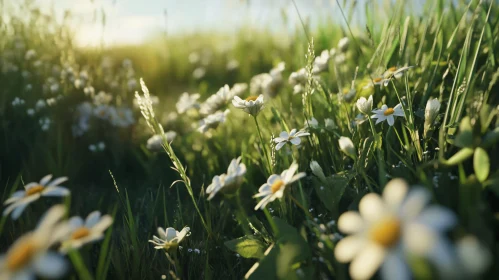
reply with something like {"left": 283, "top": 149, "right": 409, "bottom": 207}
{"left": 312, "top": 174, "right": 349, "bottom": 216}
{"left": 474, "top": 148, "right": 490, "bottom": 182}
{"left": 224, "top": 236, "right": 265, "bottom": 259}
{"left": 454, "top": 116, "right": 473, "bottom": 148}
{"left": 444, "top": 147, "right": 474, "bottom": 166}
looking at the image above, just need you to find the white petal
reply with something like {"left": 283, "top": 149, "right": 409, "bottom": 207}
{"left": 404, "top": 223, "right": 437, "bottom": 256}
{"left": 275, "top": 141, "right": 286, "bottom": 150}
{"left": 401, "top": 188, "right": 431, "bottom": 220}
{"left": 349, "top": 243, "right": 386, "bottom": 280}
{"left": 427, "top": 237, "right": 458, "bottom": 278}
{"left": 289, "top": 129, "right": 297, "bottom": 136}
{"left": 11, "top": 269, "right": 35, "bottom": 280}
{"left": 24, "top": 182, "right": 38, "bottom": 190}
{"left": 359, "top": 193, "right": 386, "bottom": 223}
{"left": 156, "top": 227, "right": 166, "bottom": 239}
{"left": 41, "top": 186, "right": 70, "bottom": 197}
{"left": 33, "top": 252, "right": 68, "bottom": 278}
{"left": 382, "top": 178, "right": 408, "bottom": 209}
{"left": 289, "top": 172, "right": 306, "bottom": 184}
{"left": 338, "top": 211, "right": 364, "bottom": 234}
{"left": 39, "top": 174, "right": 53, "bottom": 186}
{"left": 85, "top": 211, "right": 102, "bottom": 227}
{"left": 254, "top": 195, "right": 273, "bottom": 210}
{"left": 282, "top": 163, "right": 298, "bottom": 182}
{"left": 267, "top": 174, "right": 281, "bottom": 186}
{"left": 375, "top": 115, "right": 386, "bottom": 124}
{"left": 47, "top": 177, "right": 68, "bottom": 187}
{"left": 416, "top": 206, "right": 456, "bottom": 232}
{"left": 279, "top": 131, "right": 288, "bottom": 139}
{"left": 92, "top": 215, "right": 113, "bottom": 233}
{"left": 164, "top": 227, "right": 177, "bottom": 242}
{"left": 37, "top": 205, "right": 65, "bottom": 232}
{"left": 380, "top": 251, "right": 410, "bottom": 280}
{"left": 175, "top": 227, "right": 190, "bottom": 243}
{"left": 387, "top": 115, "right": 395, "bottom": 126}
{"left": 68, "top": 217, "right": 84, "bottom": 229}
{"left": 4, "top": 191, "right": 25, "bottom": 205}
{"left": 334, "top": 235, "right": 366, "bottom": 263}
{"left": 289, "top": 137, "right": 301, "bottom": 145}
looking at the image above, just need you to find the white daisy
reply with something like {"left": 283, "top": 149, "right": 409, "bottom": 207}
{"left": 229, "top": 83, "right": 248, "bottom": 97}
{"left": 149, "top": 226, "right": 190, "bottom": 252}
{"left": 313, "top": 50, "right": 331, "bottom": 74}
{"left": 334, "top": 178, "right": 457, "bottom": 280}
{"left": 0, "top": 205, "right": 68, "bottom": 279}
{"left": 288, "top": 68, "right": 307, "bottom": 86}
{"left": 383, "top": 66, "right": 414, "bottom": 80}
{"left": 356, "top": 95, "right": 373, "bottom": 115}
{"left": 93, "top": 104, "right": 112, "bottom": 120}
{"left": 176, "top": 92, "right": 200, "bottom": 114}
{"left": 362, "top": 77, "right": 385, "bottom": 89}
{"left": 337, "top": 37, "right": 350, "bottom": 52}
{"left": 198, "top": 109, "right": 230, "bottom": 133}
{"left": 59, "top": 211, "right": 113, "bottom": 253}
{"left": 3, "top": 175, "right": 70, "bottom": 220}
{"left": 304, "top": 117, "right": 319, "bottom": 129}
{"left": 93, "top": 91, "right": 113, "bottom": 106}
{"left": 371, "top": 104, "right": 405, "bottom": 126}
{"left": 273, "top": 129, "right": 310, "bottom": 151}
{"left": 200, "top": 85, "right": 235, "bottom": 115}
{"left": 206, "top": 157, "right": 246, "bottom": 200}
{"left": 232, "top": 95, "right": 264, "bottom": 117}
{"left": 146, "top": 131, "right": 177, "bottom": 151}
{"left": 109, "top": 106, "right": 135, "bottom": 128}
{"left": 253, "top": 162, "right": 306, "bottom": 210}
{"left": 338, "top": 136, "right": 356, "bottom": 159}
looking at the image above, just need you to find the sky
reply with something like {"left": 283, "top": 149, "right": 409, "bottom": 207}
{"left": 26, "top": 0, "right": 365, "bottom": 47}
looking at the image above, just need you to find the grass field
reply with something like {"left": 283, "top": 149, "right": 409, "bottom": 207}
{"left": 1, "top": 0, "right": 499, "bottom": 279}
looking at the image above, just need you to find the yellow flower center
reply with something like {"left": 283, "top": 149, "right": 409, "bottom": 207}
{"left": 245, "top": 96, "right": 259, "bottom": 102}
{"left": 369, "top": 217, "right": 401, "bottom": 248}
{"left": 373, "top": 77, "right": 383, "bottom": 83}
{"left": 270, "top": 179, "right": 284, "bottom": 194}
{"left": 388, "top": 66, "right": 397, "bottom": 72}
{"left": 6, "top": 239, "right": 38, "bottom": 271}
{"left": 71, "top": 227, "right": 91, "bottom": 240}
{"left": 383, "top": 108, "right": 395, "bottom": 116}
{"left": 25, "top": 185, "right": 44, "bottom": 196}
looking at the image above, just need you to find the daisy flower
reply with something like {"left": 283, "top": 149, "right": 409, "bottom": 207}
{"left": 3, "top": 175, "right": 70, "bottom": 220}
{"left": 362, "top": 77, "right": 385, "bottom": 89}
{"left": 198, "top": 109, "right": 230, "bottom": 134}
{"left": 253, "top": 162, "right": 306, "bottom": 210}
{"left": 59, "top": 211, "right": 113, "bottom": 253}
{"left": 200, "top": 85, "right": 237, "bottom": 115}
{"left": 334, "top": 178, "right": 457, "bottom": 280}
{"left": 288, "top": 68, "right": 307, "bottom": 86}
{"left": 206, "top": 157, "right": 246, "bottom": 200}
{"left": 338, "top": 136, "right": 356, "bottom": 159}
{"left": 146, "top": 131, "right": 177, "bottom": 151}
{"left": 371, "top": 104, "right": 405, "bottom": 126}
{"left": 383, "top": 66, "right": 414, "bottom": 80}
{"left": 149, "top": 226, "right": 190, "bottom": 252}
{"left": 356, "top": 95, "right": 373, "bottom": 115}
{"left": 232, "top": 95, "right": 264, "bottom": 117}
{"left": 0, "top": 205, "right": 68, "bottom": 279}
{"left": 312, "top": 50, "right": 331, "bottom": 74}
{"left": 273, "top": 129, "right": 310, "bottom": 151}
{"left": 176, "top": 92, "right": 200, "bottom": 114}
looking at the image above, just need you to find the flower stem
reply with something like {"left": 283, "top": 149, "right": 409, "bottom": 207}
{"left": 253, "top": 116, "right": 272, "bottom": 175}
{"left": 289, "top": 194, "right": 313, "bottom": 219}
{"left": 367, "top": 116, "right": 387, "bottom": 187}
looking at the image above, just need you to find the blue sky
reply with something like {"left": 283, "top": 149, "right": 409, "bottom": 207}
{"left": 28, "top": 0, "right": 424, "bottom": 47}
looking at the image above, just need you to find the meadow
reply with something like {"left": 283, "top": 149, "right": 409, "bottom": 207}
{"left": 1, "top": 0, "right": 499, "bottom": 279}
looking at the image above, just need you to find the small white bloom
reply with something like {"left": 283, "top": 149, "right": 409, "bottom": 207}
{"left": 293, "top": 84, "right": 304, "bottom": 95}
{"left": 229, "top": 83, "right": 248, "bottom": 97}
{"left": 304, "top": 117, "right": 319, "bottom": 129}
{"left": 97, "top": 142, "right": 106, "bottom": 151}
{"left": 93, "top": 91, "right": 113, "bottom": 106}
{"left": 94, "top": 105, "right": 111, "bottom": 120}
{"left": 149, "top": 226, "right": 190, "bottom": 252}
{"left": 289, "top": 68, "right": 307, "bottom": 86}
{"left": 232, "top": 95, "right": 264, "bottom": 117}
{"left": 325, "top": 118, "right": 336, "bottom": 129}
{"left": 83, "top": 86, "right": 95, "bottom": 97}
{"left": 193, "top": 67, "right": 206, "bottom": 79}
{"left": 371, "top": 104, "right": 405, "bottom": 126}
{"left": 310, "top": 160, "right": 326, "bottom": 182}
{"left": 146, "top": 131, "right": 177, "bottom": 151}
{"left": 456, "top": 235, "right": 491, "bottom": 277}
{"left": 39, "top": 117, "right": 51, "bottom": 131}
{"left": 356, "top": 95, "right": 373, "bottom": 115}
{"left": 338, "top": 136, "right": 356, "bottom": 159}
{"left": 109, "top": 106, "right": 135, "bottom": 128}
{"left": 206, "top": 157, "right": 246, "bottom": 200}
{"left": 12, "top": 97, "right": 25, "bottom": 106}
{"left": 424, "top": 98, "right": 441, "bottom": 125}
{"left": 337, "top": 37, "right": 349, "bottom": 52}
{"left": 334, "top": 179, "right": 457, "bottom": 280}
{"left": 383, "top": 66, "right": 414, "bottom": 80}
{"left": 3, "top": 175, "right": 70, "bottom": 220}
{"left": 313, "top": 50, "right": 331, "bottom": 74}
{"left": 198, "top": 109, "right": 230, "bottom": 133}
{"left": 254, "top": 162, "right": 306, "bottom": 210}
{"left": 60, "top": 211, "right": 113, "bottom": 253}
{"left": 89, "top": 144, "right": 96, "bottom": 152}
{"left": 26, "top": 108, "right": 35, "bottom": 116}
{"left": 226, "top": 59, "right": 240, "bottom": 71}
{"left": 176, "top": 92, "right": 200, "bottom": 114}
{"left": 0, "top": 205, "right": 68, "bottom": 280}
{"left": 25, "top": 49, "right": 36, "bottom": 60}
{"left": 200, "top": 85, "right": 236, "bottom": 115}
{"left": 363, "top": 77, "right": 385, "bottom": 89}
{"left": 273, "top": 129, "right": 310, "bottom": 150}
